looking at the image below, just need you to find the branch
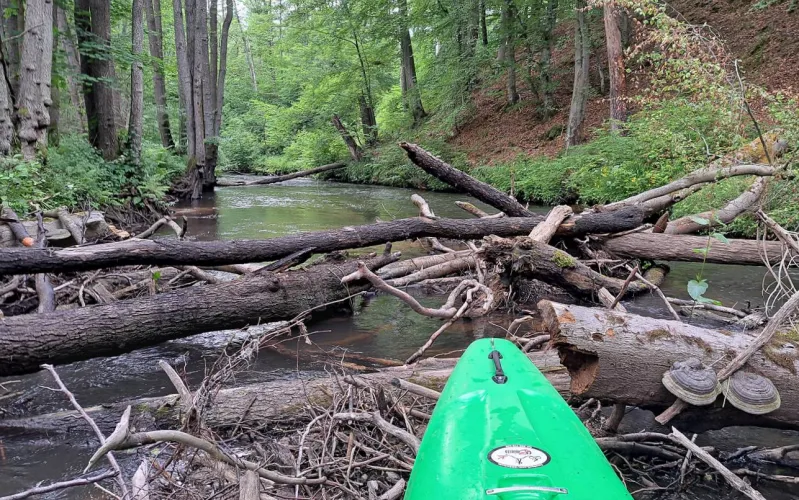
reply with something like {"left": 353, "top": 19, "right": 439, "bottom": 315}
{"left": 333, "top": 411, "right": 420, "bottom": 454}
{"left": 0, "top": 471, "right": 118, "bottom": 500}
{"left": 528, "top": 205, "right": 573, "bottom": 243}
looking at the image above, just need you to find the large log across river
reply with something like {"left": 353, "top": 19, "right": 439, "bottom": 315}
{"left": 538, "top": 300, "right": 799, "bottom": 431}
{"left": 0, "top": 256, "right": 395, "bottom": 376}
{"left": 0, "top": 212, "right": 645, "bottom": 275}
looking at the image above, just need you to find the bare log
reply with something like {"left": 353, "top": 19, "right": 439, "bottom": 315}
{"left": 44, "top": 207, "right": 85, "bottom": 244}
{"left": 0, "top": 256, "right": 395, "bottom": 376}
{"left": 601, "top": 232, "right": 793, "bottom": 265}
{"left": 529, "top": 205, "right": 573, "bottom": 243}
{"left": 0, "top": 215, "right": 644, "bottom": 275}
{"left": 1, "top": 207, "right": 34, "bottom": 247}
{"left": 387, "top": 257, "right": 476, "bottom": 287}
{"left": 1, "top": 210, "right": 107, "bottom": 247}
{"left": 455, "top": 201, "right": 502, "bottom": 218}
{"left": 0, "top": 351, "right": 568, "bottom": 436}
{"left": 378, "top": 251, "right": 471, "bottom": 279}
{"left": 539, "top": 300, "right": 799, "bottom": 431}
{"left": 216, "top": 162, "right": 346, "bottom": 187}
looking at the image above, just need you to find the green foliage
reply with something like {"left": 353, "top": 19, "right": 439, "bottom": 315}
{"left": 0, "top": 136, "right": 183, "bottom": 214}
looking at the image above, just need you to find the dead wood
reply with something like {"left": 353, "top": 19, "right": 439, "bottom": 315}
{"left": 1, "top": 210, "right": 107, "bottom": 248}
{"left": 539, "top": 300, "right": 799, "bottom": 431}
{"left": 1, "top": 351, "right": 568, "bottom": 437}
{"left": 386, "top": 256, "right": 476, "bottom": 287}
{"left": 1, "top": 207, "right": 34, "bottom": 247}
{"left": 528, "top": 205, "right": 573, "bottom": 243}
{"left": 600, "top": 232, "right": 792, "bottom": 265}
{"left": 378, "top": 251, "right": 471, "bottom": 279}
{"left": 216, "top": 162, "right": 346, "bottom": 187}
{"left": 0, "top": 256, "right": 396, "bottom": 376}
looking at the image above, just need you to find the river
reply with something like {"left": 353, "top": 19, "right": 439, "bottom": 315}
{"left": 0, "top": 179, "right": 796, "bottom": 498}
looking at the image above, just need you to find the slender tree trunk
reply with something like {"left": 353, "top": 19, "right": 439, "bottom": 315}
{"left": 566, "top": 0, "right": 590, "bottom": 148}
{"left": 214, "top": 0, "right": 232, "bottom": 142}
{"left": 0, "top": 72, "right": 11, "bottom": 154}
{"left": 172, "top": 0, "right": 194, "bottom": 156}
{"left": 0, "top": 1, "right": 13, "bottom": 155}
{"left": 145, "top": 0, "right": 174, "bottom": 149}
{"left": 75, "top": 0, "right": 118, "bottom": 160}
{"left": 479, "top": 0, "right": 488, "bottom": 46}
{"left": 233, "top": 4, "right": 258, "bottom": 92}
{"left": 16, "top": 0, "right": 53, "bottom": 160}
{"left": 538, "top": 0, "right": 558, "bottom": 119}
{"left": 48, "top": 10, "right": 59, "bottom": 146}
{"left": 501, "top": 0, "right": 518, "bottom": 105}
{"left": 398, "top": 0, "right": 426, "bottom": 126}
{"left": 196, "top": 0, "right": 216, "bottom": 189}
{"left": 56, "top": 5, "right": 87, "bottom": 133}
{"left": 359, "top": 94, "right": 377, "bottom": 145}
{"left": 331, "top": 114, "right": 362, "bottom": 162}
{"left": 603, "top": 1, "right": 627, "bottom": 131}
{"left": 128, "top": 0, "right": 145, "bottom": 166}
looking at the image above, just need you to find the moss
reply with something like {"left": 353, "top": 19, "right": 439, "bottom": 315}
{"left": 551, "top": 250, "right": 576, "bottom": 269}
{"left": 682, "top": 335, "right": 714, "bottom": 353}
{"left": 764, "top": 346, "right": 798, "bottom": 374}
{"left": 647, "top": 329, "right": 673, "bottom": 342}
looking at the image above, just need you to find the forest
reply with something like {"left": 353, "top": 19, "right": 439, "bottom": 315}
{"left": 1, "top": 0, "right": 799, "bottom": 499}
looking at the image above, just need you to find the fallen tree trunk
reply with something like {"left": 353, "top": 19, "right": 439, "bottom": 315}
{"left": 216, "top": 162, "right": 346, "bottom": 187}
{"left": 0, "top": 256, "right": 395, "bottom": 376}
{"left": 0, "top": 351, "right": 568, "bottom": 436}
{"left": 0, "top": 214, "right": 644, "bottom": 275}
{"left": 1, "top": 210, "right": 107, "bottom": 248}
{"left": 539, "top": 300, "right": 799, "bottom": 431}
{"left": 601, "top": 232, "right": 792, "bottom": 265}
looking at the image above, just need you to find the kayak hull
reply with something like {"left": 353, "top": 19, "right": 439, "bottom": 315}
{"left": 404, "top": 338, "right": 632, "bottom": 500}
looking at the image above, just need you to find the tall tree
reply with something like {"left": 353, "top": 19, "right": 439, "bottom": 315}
{"left": 145, "top": 0, "right": 175, "bottom": 149}
{"left": 0, "top": 68, "right": 12, "bottom": 155}
{"left": 16, "top": 0, "right": 53, "bottom": 159}
{"left": 214, "top": 0, "right": 233, "bottom": 142}
{"left": 48, "top": 8, "right": 59, "bottom": 146}
{"left": 398, "top": 0, "right": 426, "bottom": 126}
{"left": 233, "top": 3, "right": 258, "bottom": 92}
{"left": 128, "top": 0, "right": 145, "bottom": 166}
{"left": 479, "top": 0, "right": 488, "bottom": 46}
{"left": 75, "top": 0, "right": 119, "bottom": 160}
{"left": 55, "top": 5, "right": 87, "bottom": 133}
{"left": 0, "top": 0, "right": 14, "bottom": 155}
{"left": 500, "top": 0, "right": 518, "bottom": 105}
{"left": 538, "top": 0, "right": 558, "bottom": 118}
{"left": 0, "top": 0, "right": 21, "bottom": 96}
{"left": 566, "top": 0, "right": 590, "bottom": 147}
{"left": 172, "top": 0, "right": 194, "bottom": 156}
{"left": 603, "top": 0, "right": 627, "bottom": 131}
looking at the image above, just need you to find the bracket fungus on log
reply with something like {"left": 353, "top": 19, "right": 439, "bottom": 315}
{"left": 662, "top": 358, "right": 722, "bottom": 406}
{"left": 721, "top": 371, "right": 781, "bottom": 415}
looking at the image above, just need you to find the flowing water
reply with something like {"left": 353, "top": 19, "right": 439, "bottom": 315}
{"left": 0, "top": 178, "right": 797, "bottom": 498}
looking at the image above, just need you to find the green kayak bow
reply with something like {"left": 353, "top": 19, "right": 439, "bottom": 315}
{"left": 405, "top": 338, "right": 632, "bottom": 499}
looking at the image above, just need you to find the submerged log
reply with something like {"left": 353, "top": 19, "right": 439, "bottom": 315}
{"left": 0, "top": 256, "right": 396, "bottom": 376}
{"left": 538, "top": 300, "right": 799, "bottom": 431}
{"left": 216, "top": 162, "right": 346, "bottom": 187}
{"left": 601, "top": 232, "right": 793, "bottom": 265}
{"left": 0, "top": 214, "right": 645, "bottom": 275}
{"left": 0, "top": 351, "right": 568, "bottom": 436}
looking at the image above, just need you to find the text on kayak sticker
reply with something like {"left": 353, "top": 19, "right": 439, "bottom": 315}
{"left": 488, "top": 445, "right": 551, "bottom": 469}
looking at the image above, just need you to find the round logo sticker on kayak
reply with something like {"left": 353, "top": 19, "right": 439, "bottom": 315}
{"left": 488, "top": 445, "right": 550, "bottom": 469}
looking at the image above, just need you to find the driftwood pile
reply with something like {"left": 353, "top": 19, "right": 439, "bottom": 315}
{"left": 1, "top": 135, "right": 798, "bottom": 499}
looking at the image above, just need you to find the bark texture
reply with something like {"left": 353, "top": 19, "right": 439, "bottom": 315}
{"left": 603, "top": 1, "right": 627, "bottom": 130}
{"left": 56, "top": 6, "right": 87, "bottom": 133}
{"left": 172, "top": 0, "right": 194, "bottom": 157}
{"left": 566, "top": 0, "right": 589, "bottom": 147}
{"left": 145, "top": 0, "right": 174, "bottom": 149}
{"left": 0, "top": 214, "right": 647, "bottom": 275}
{"left": 500, "top": 0, "right": 518, "bottom": 105}
{"left": 0, "top": 257, "right": 395, "bottom": 376}
{"left": 128, "top": 0, "right": 145, "bottom": 165}
{"left": 539, "top": 300, "right": 799, "bottom": 431}
{"left": 16, "top": 0, "right": 53, "bottom": 159}
{"left": 331, "top": 114, "right": 362, "bottom": 161}
{"left": 0, "top": 352, "right": 568, "bottom": 436}
{"left": 398, "top": 0, "right": 425, "bottom": 125}
{"left": 601, "top": 232, "right": 792, "bottom": 266}
{"left": 538, "top": 0, "right": 558, "bottom": 118}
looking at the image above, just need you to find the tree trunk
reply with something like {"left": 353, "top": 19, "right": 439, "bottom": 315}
{"left": 47, "top": 10, "right": 59, "bottom": 146}
{"left": 359, "top": 94, "right": 377, "bottom": 145}
{"left": 331, "top": 114, "right": 362, "bottom": 161}
{"left": 398, "top": 0, "right": 426, "bottom": 126}
{"left": 16, "top": 0, "right": 53, "bottom": 160}
{"left": 479, "top": 0, "right": 488, "bottom": 46}
{"left": 603, "top": 1, "right": 627, "bottom": 130}
{"left": 0, "top": 0, "right": 20, "bottom": 98}
{"left": 189, "top": 0, "right": 206, "bottom": 197}
{"left": 75, "top": 0, "right": 118, "bottom": 160}
{"left": 600, "top": 232, "right": 792, "bottom": 266}
{"left": 145, "top": 0, "right": 174, "bottom": 149}
{"left": 0, "top": 352, "right": 568, "bottom": 436}
{"left": 539, "top": 300, "right": 799, "bottom": 431}
{"left": 55, "top": 5, "right": 87, "bottom": 133}
{"left": 0, "top": 214, "right": 645, "bottom": 275}
{"left": 128, "top": 0, "right": 145, "bottom": 166}
{"left": 172, "top": 0, "right": 194, "bottom": 156}
{"left": 0, "top": 256, "right": 396, "bottom": 376}
{"left": 0, "top": 58, "right": 12, "bottom": 154}
{"left": 566, "top": 0, "right": 589, "bottom": 148}
{"left": 538, "top": 0, "right": 558, "bottom": 119}
{"left": 197, "top": 0, "right": 216, "bottom": 189}
{"left": 216, "top": 162, "right": 346, "bottom": 187}
{"left": 214, "top": 0, "right": 233, "bottom": 145}
{"left": 233, "top": 4, "right": 258, "bottom": 92}
{"left": 501, "top": 0, "right": 518, "bottom": 105}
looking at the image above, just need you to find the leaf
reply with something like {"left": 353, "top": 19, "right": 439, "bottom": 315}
{"left": 711, "top": 233, "right": 730, "bottom": 244}
{"left": 692, "top": 248, "right": 709, "bottom": 256}
{"left": 152, "top": 271, "right": 162, "bottom": 281}
{"left": 687, "top": 279, "right": 708, "bottom": 301}
{"left": 689, "top": 216, "right": 710, "bottom": 226}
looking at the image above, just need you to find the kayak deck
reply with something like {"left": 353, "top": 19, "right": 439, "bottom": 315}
{"left": 404, "top": 338, "right": 632, "bottom": 499}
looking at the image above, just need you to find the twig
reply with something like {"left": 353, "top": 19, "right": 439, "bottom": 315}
{"left": 0, "top": 470, "right": 118, "bottom": 500}
{"left": 333, "top": 412, "right": 420, "bottom": 454}
{"left": 390, "top": 378, "right": 441, "bottom": 400}
{"left": 376, "top": 479, "right": 406, "bottom": 500}
{"left": 734, "top": 60, "right": 772, "bottom": 166}
{"left": 411, "top": 194, "right": 438, "bottom": 220}
{"left": 626, "top": 265, "right": 681, "bottom": 322}
{"left": 41, "top": 364, "right": 130, "bottom": 499}
{"left": 670, "top": 427, "right": 767, "bottom": 500}
{"left": 610, "top": 266, "right": 638, "bottom": 310}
